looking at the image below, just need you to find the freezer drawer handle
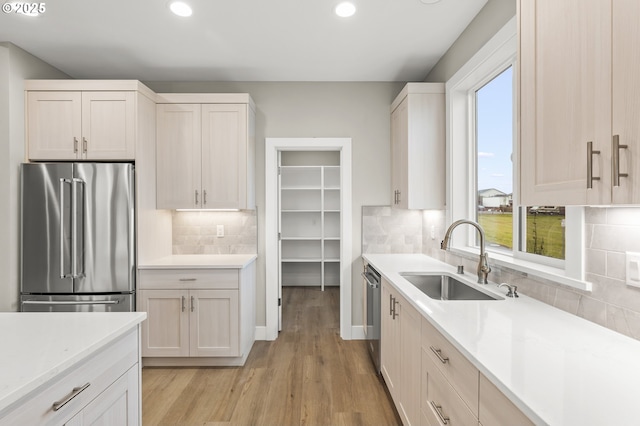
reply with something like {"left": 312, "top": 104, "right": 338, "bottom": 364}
{"left": 179, "top": 278, "right": 197, "bottom": 282}
{"left": 22, "top": 300, "right": 120, "bottom": 305}
{"left": 52, "top": 383, "right": 90, "bottom": 412}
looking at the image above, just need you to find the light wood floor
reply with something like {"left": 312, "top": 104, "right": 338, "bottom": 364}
{"left": 142, "top": 286, "right": 400, "bottom": 425}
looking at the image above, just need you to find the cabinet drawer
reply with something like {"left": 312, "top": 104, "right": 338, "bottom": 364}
{"left": 1, "top": 329, "right": 138, "bottom": 425}
{"left": 479, "top": 374, "right": 534, "bottom": 426}
{"left": 139, "top": 268, "right": 239, "bottom": 290}
{"left": 422, "top": 350, "right": 477, "bottom": 426}
{"left": 422, "top": 318, "right": 479, "bottom": 416}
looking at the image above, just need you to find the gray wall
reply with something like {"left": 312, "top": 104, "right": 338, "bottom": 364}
{"left": 146, "top": 81, "right": 404, "bottom": 327}
{"left": 0, "top": 42, "right": 68, "bottom": 311}
{"left": 425, "top": 0, "right": 516, "bottom": 82}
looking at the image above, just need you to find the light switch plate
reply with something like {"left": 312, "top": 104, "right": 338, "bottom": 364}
{"left": 625, "top": 251, "right": 640, "bottom": 288}
{"left": 217, "top": 224, "right": 224, "bottom": 238}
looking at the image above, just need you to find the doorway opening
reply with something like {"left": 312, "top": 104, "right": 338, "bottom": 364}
{"left": 265, "top": 138, "right": 352, "bottom": 341}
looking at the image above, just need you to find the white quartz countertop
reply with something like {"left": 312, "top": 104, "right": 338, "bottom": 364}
{"left": 363, "top": 253, "right": 640, "bottom": 426}
{"left": 0, "top": 312, "right": 146, "bottom": 414}
{"left": 139, "top": 254, "right": 257, "bottom": 269}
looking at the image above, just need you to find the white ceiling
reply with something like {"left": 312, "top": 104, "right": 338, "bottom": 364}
{"left": 0, "top": 0, "right": 488, "bottom": 82}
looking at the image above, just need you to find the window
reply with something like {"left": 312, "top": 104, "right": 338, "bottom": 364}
{"left": 474, "top": 67, "right": 566, "bottom": 262}
{"left": 446, "top": 17, "right": 586, "bottom": 288}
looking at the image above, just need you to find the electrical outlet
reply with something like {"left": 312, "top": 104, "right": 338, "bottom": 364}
{"left": 217, "top": 224, "right": 224, "bottom": 238}
{"left": 626, "top": 252, "right": 640, "bottom": 288}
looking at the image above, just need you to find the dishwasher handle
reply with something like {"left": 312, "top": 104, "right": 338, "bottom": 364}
{"left": 361, "top": 272, "right": 380, "bottom": 289}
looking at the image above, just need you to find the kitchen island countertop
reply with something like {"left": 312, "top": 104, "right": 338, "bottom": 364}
{"left": 139, "top": 254, "right": 257, "bottom": 269}
{"left": 0, "top": 312, "right": 146, "bottom": 415}
{"left": 363, "top": 253, "right": 640, "bottom": 426}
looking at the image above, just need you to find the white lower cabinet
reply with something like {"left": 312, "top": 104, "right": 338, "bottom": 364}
{"left": 67, "top": 365, "right": 139, "bottom": 425}
{"left": 479, "top": 374, "right": 534, "bottom": 426}
{"left": 137, "top": 289, "right": 239, "bottom": 358}
{"left": 421, "top": 317, "right": 478, "bottom": 426}
{"left": 381, "top": 278, "right": 421, "bottom": 425}
{"left": 1, "top": 330, "right": 140, "bottom": 425}
{"left": 421, "top": 352, "right": 476, "bottom": 426}
{"left": 378, "top": 276, "right": 533, "bottom": 426}
{"left": 137, "top": 263, "right": 256, "bottom": 366}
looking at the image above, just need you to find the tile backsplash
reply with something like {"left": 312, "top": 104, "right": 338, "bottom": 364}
{"left": 362, "top": 206, "right": 640, "bottom": 341}
{"left": 362, "top": 206, "right": 423, "bottom": 254}
{"left": 172, "top": 210, "right": 257, "bottom": 255}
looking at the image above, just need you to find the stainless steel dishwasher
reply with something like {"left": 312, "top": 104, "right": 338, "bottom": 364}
{"left": 362, "top": 263, "right": 381, "bottom": 373}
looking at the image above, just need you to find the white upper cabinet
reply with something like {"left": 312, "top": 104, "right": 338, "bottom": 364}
{"left": 390, "top": 83, "right": 445, "bottom": 210}
{"left": 519, "top": 0, "right": 640, "bottom": 205}
{"left": 611, "top": 0, "right": 640, "bottom": 204}
{"left": 156, "top": 94, "right": 256, "bottom": 210}
{"left": 156, "top": 103, "right": 202, "bottom": 209}
{"left": 27, "top": 89, "right": 136, "bottom": 161}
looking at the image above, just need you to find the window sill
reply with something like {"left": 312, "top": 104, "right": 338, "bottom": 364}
{"left": 449, "top": 247, "right": 592, "bottom": 292}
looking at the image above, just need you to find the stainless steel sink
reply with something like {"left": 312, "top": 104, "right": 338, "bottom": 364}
{"left": 400, "top": 273, "right": 502, "bottom": 301}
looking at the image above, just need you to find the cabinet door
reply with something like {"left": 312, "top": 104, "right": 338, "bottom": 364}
{"left": 201, "top": 104, "right": 248, "bottom": 209}
{"left": 79, "top": 365, "right": 139, "bottom": 425}
{"left": 138, "top": 289, "right": 189, "bottom": 357}
{"left": 156, "top": 104, "right": 202, "bottom": 209}
{"left": 27, "top": 91, "right": 82, "bottom": 160}
{"left": 391, "top": 98, "right": 409, "bottom": 208}
{"left": 81, "top": 92, "right": 135, "bottom": 160}
{"left": 380, "top": 280, "right": 400, "bottom": 403}
{"left": 612, "top": 0, "right": 640, "bottom": 204}
{"left": 399, "top": 297, "right": 422, "bottom": 426}
{"left": 190, "top": 289, "right": 240, "bottom": 357}
{"left": 479, "top": 374, "right": 534, "bottom": 426}
{"left": 519, "top": 0, "right": 612, "bottom": 205}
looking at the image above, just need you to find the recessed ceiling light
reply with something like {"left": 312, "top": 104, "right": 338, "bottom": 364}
{"left": 169, "top": 1, "right": 192, "bottom": 17}
{"left": 335, "top": 2, "right": 356, "bottom": 18}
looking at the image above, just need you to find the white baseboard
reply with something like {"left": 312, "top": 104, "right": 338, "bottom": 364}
{"left": 255, "top": 326, "right": 268, "bottom": 341}
{"left": 351, "top": 325, "right": 365, "bottom": 340}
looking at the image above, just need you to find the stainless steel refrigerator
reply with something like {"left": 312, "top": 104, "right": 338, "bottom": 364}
{"left": 20, "top": 163, "right": 136, "bottom": 312}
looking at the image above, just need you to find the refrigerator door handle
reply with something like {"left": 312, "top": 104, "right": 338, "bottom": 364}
{"left": 72, "top": 177, "right": 85, "bottom": 279}
{"left": 59, "top": 178, "right": 72, "bottom": 279}
{"left": 22, "top": 300, "right": 120, "bottom": 306}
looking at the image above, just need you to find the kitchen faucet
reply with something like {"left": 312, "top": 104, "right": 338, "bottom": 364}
{"left": 440, "top": 219, "right": 491, "bottom": 284}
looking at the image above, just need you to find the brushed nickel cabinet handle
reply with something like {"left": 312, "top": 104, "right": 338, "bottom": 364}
{"left": 613, "top": 134, "right": 628, "bottom": 187}
{"left": 203, "top": 190, "right": 207, "bottom": 206}
{"left": 73, "top": 137, "right": 78, "bottom": 153}
{"left": 429, "top": 401, "right": 450, "bottom": 425}
{"left": 181, "top": 296, "right": 186, "bottom": 312}
{"left": 195, "top": 190, "right": 199, "bottom": 206}
{"left": 389, "top": 294, "right": 393, "bottom": 316}
{"left": 587, "top": 141, "right": 601, "bottom": 189}
{"left": 392, "top": 298, "right": 399, "bottom": 320}
{"left": 52, "top": 383, "right": 90, "bottom": 412}
{"left": 179, "top": 278, "right": 197, "bottom": 282}
{"left": 430, "top": 346, "right": 449, "bottom": 364}
{"left": 396, "top": 190, "right": 401, "bottom": 205}
{"left": 82, "top": 137, "right": 87, "bottom": 153}
{"left": 190, "top": 296, "right": 195, "bottom": 312}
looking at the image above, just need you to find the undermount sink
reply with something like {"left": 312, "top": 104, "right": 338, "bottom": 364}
{"left": 400, "top": 273, "right": 502, "bottom": 301}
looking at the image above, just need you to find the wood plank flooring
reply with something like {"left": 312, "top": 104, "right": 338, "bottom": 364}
{"left": 142, "top": 286, "right": 400, "bottom": 425}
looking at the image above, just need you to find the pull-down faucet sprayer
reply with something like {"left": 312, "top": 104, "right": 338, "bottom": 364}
{"left": 441, "top": 219, "right": 491, "bottom": 284}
